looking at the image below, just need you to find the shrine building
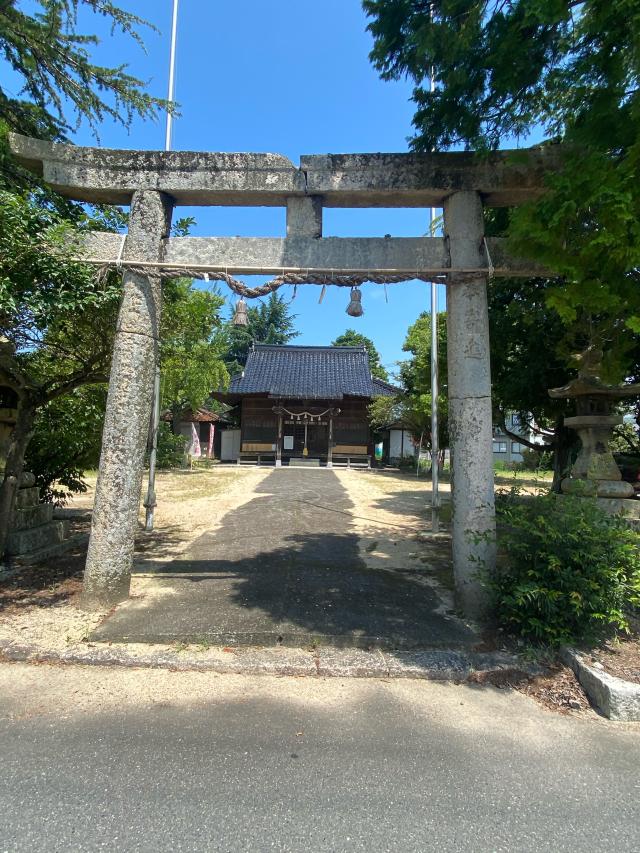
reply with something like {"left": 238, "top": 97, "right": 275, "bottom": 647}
{"left": 214, "top": 344, "right": 397, "bottom": 467}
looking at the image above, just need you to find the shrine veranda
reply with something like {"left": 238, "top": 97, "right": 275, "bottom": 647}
{"left": 9, "top": 133, "right": 560, "bottom": 618}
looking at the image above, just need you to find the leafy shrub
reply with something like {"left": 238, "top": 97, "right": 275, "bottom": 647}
{"left": 494, "top": 459, "right": 519, "bottom": 472}
{"left": 520, "top": 447, "right": 553, "bottom": 471}
{"left": 491, "top": 489, "right": 640, "bottom": 646}
{"left": 155, "top": 423, "right": 186, "bottom": 469}
{"left": 25, "top": 385, "right": 106, "bottom": 505}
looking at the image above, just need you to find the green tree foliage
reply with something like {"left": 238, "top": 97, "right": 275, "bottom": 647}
{"left": 365, "top": 0, "right": 634, "bottom": 150}
{"left": 160, "top": 279, "right": 229, "bottom": 418}
{"left": 610, "top": 421, "right": 640, "bottom": 455}
{"left": 488, "top": 276, "right": 579, "bottom": 486}
{"left": 0, "top": 1, "right": 168, "bottom": 139}
{"left": 484, "top": 217, "right": 640, "bottom": 488}
{"left": 0, "top": 191, "right": 121, "bottom": 350}
{"left": 224, "top": 291, "right": 299, "bottom": 373}
{"left": 332, "top": 329, "right": 389, "bottom": 380}
{"left": 0, "top": 192, "right": 121, "bottom": 399}
{"left": 25, "top": 384, "right": 106, "bottom": 504}
{"left": 0, "top": 190, "right": 121, "bottom": 551}
{"left": 492, "top": 489, "right": 640, "bottom": 646}
{"left": 364, "top": 0, "right": 640, "bottom": 361}
{"left": 367, "top": 394, "right": 404, "bottom": 431}
{"left": 155, "top": 422, "right": 186, "bottom": 469}
{"left": 0, "top": 0, "right": 175, "bottom": 551}
{"left": 21, "top": 278, "right": 230, "bottom": 501}
{"left": 398, "top": 311, "right": 448, "bottom": 449}
{"left": 369, "top": 312, "right": 447, "bottom": 454}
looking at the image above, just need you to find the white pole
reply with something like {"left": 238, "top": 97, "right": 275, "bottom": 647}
{"left": 145, "top": 0, "right": 179, "bottom": 533}
{"left": 164, "top": 0, "right": 179, "bottom": 152}
{"left": 428, "top": 4, "right": 440, "bottom": 534}
{"left": 430, "top": 271, "right": 439, "bottom": 533}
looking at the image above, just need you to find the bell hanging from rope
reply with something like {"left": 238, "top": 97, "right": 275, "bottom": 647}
{"left": 232, "top": 296, "right": 248, "bottom": 326}
{"left": 346, "top": 286, "right": 364, "bottom": 317}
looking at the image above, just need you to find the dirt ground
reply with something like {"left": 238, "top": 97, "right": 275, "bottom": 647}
{"left": 0, "top": 465, "right": 628, "bottom": 717}
{"left": 0, "top": 467, "right": 271, "bottom": 647}
{"left": 588, "top": 616, "right": 640, "bottom": 684}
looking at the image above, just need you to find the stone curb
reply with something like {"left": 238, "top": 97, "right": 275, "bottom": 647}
{"left": 5, "top": 532, "right": 90, "bottom": 567}
{"left": 560, "top": 647, "right": 640, "bottom": 721}
{"left": 0, "top": 637, "right": 544, "bottom": 683}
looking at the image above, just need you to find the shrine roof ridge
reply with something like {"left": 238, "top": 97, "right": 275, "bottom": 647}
{"left": 252, "top": 344, "right": 367, "bottom": 352}
{"left": 222, "top": 343, "right": 394, "bottom": 401}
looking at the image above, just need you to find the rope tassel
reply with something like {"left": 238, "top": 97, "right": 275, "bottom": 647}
{"left": 346, "top": 286, "right": 364, "bottom": 317}
{"left": 232, "top": 296, "right": 248, "bottom": 326}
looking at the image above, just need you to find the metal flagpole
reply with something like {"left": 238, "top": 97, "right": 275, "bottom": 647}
{"left": 145, "top": 0, "right": 179, "bottom": 532}
{"left": 428, "top": 4, "right": 440, "bottom": 534}
{"left": 430, "top": 281, "right": 439, "bottom": 531}
{"left": 164, "top": 0, "right": 179, "bottom": 152}
{"left": 430, "top": 221, "right": 440, "bottom": 534}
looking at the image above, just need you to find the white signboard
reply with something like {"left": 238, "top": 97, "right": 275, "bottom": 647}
{"left": 283, "top": 435, "right": 294, "bottom": 450}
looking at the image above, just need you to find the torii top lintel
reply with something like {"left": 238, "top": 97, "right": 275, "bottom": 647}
{"left": 9, "top": 133, "right": 559, "bottom": 208}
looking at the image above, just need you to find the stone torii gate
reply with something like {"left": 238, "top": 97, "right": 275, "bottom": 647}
{"left": 10, "top": 133, "right": 555, "bottom": 618}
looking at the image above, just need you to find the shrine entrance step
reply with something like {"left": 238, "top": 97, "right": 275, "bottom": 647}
{"left": 289, "top": 457, "right": 321, "bottom": 467}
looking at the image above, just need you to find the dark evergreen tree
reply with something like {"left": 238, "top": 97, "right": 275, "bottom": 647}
{"left": 225, "top": 292, "right": 299, "bottom": 373}
{"left": 0, "top": 1, "right": 168, "bottom": 140}
{"left": 332, "top": 329, "right": 389, "bottom": 381}
{"left": 364, "top": 1, "right": 640, "bottom": 366}
{"left": 364, "top": 0, "right": 640, "bottom": 487}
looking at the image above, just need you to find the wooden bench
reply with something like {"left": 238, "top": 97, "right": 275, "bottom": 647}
{"left": 238, "top": 442, "right": 276, "bottom": 466}
{"left": 331, "top": 444, "right": 371, "bottom": 469}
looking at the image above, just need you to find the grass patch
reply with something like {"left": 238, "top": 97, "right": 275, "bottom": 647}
{"left": 154, "top": 470, "right": 241, "bottom": 502}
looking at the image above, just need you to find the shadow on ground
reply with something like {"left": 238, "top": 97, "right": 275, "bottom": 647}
{"left": 0, "top": 552, "right": 85, "bottom": 613}
{"left": 93, "top": 469, "right": 477, "bottom": 650}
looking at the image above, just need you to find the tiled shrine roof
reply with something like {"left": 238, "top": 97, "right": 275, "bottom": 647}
{"left": 227, "top": 345, "right": 397, "bottom": 401}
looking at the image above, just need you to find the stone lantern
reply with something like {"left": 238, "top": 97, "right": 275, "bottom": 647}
{"left": 0, "top": 360, "right": 68, "bottom": 559}
{"left": 549, "top": 347, "right": 640, "bottom": 499}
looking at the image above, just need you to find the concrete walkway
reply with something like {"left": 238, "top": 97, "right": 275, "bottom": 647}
{"left": 92, "top": 469, "right": 477, "bottom": 649}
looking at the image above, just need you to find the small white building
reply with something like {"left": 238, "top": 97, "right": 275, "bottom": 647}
{"left": 492, "top": 412, "right": 546, "bottom": 465}
{"left": 388, "top": 426, "right": 415, "bottom": 461}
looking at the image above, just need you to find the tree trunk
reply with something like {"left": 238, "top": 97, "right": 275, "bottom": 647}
{"left": 0, "top": 396, "right": 37, "bottom": 558}
{"left": 552, "top": 417, "right": 576, "bottom": 493}
{"left": 170, "top": 403, "right": 181, "bottom": 435}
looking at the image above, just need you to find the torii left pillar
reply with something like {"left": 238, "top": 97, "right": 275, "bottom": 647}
{"left": 82, "top": 190, "right": 173, "bottom": 608}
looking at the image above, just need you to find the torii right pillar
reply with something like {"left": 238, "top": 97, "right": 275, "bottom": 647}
{"left": 443, "top": 191, "right": 496, "bottom": 619}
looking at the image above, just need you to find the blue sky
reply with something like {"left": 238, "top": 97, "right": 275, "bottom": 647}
{"left": 9, "top": 1, "right": 449, "bottom": 374}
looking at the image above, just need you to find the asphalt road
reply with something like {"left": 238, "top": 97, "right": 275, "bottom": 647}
{"left": 1, "top": 663, "right": 639, "bottom": 852}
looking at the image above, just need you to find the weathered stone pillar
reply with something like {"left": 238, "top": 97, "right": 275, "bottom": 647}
{"left": 82, "top": 190, "right": 173, "bottom": 608}
{"left": 443, "top": 191, "right": 496, "bottom": 619}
